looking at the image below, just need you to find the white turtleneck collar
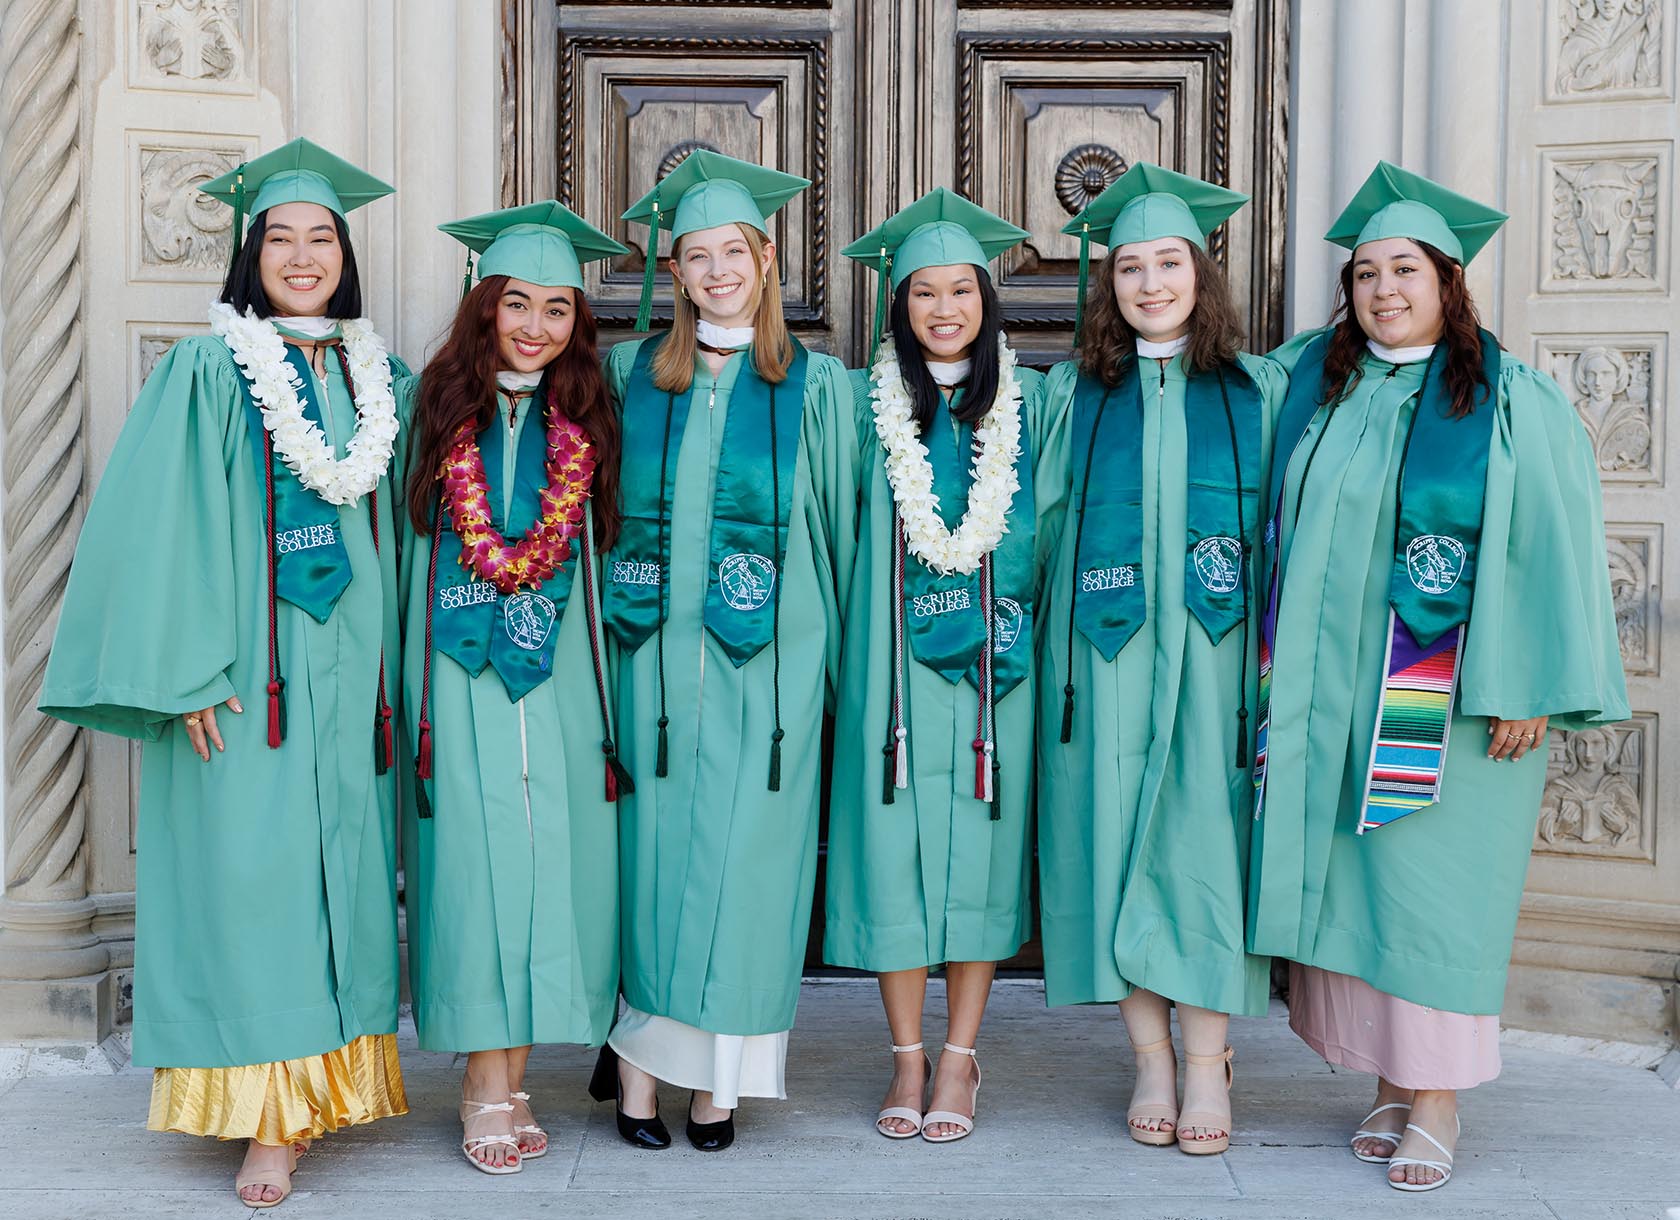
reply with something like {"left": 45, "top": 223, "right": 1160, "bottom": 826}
{"left": 496, "top": 369, "right": 544, "bottom": 390}
{"left": 271, "top": 315, "right": 341, "bottom": 340}
{"left": 697, "top": 320, "right": 755, "bottom": 350}
{"left": 1366, "top": 338, "right": 1436, "bottom": 364}
{"left": 927, "top": 358, "right": 973, "bottom": 387}
{"left": 1136, "top": 334, "right": 1189, "bottom": 360}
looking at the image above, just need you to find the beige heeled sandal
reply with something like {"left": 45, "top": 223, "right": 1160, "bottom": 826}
{"left": 921, "top": 1043, "right": 981, "bottom": 1144}
{"left": 510, "top": 1090, "right": 548, "bottom": 1159}
{"left": 459, "top": 1098, "right": 522, "bottom": 1175}
{"left": 234, "top": 1143, "right": 298, "bottom": 1209}
{"left": 1126, "top": 1035, "right": 1179, "bottom": 1147}
{"left": 1177, "top": 1046, "right": 1234, "bottom": 1156}
{"left": 877, "top": 1041, "right": 931, "bottom": 1139}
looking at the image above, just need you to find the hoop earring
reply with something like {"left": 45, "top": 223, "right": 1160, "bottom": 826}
{"left": 678, "top": 282, "right": 689, "bottom": 300}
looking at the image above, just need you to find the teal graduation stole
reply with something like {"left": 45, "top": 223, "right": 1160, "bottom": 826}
{"left": 1252, "top": 331, "right": 1500, "bottom": 830}
{"left": 236, "top": 343, "right": 354, "bottom": 624}
{"left": 602, "top": 334, "right": 810, "bottom": 787}
{"left": 431, "top": 396, "right": 577, "bottom": 702}
{"left": 1059, "top": 357, "right": 1262, "bottom": 758}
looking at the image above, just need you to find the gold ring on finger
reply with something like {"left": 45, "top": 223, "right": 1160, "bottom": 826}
{"left": 184, "top": 714, "right": 202, "bottom": 727}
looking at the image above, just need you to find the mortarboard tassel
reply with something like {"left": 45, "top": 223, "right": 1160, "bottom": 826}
{"left": 228, "top": 167, "right": 248, "bottom": 270}
{"left": 459, "top": 250, "right": 475, "bottom": 301}
{"left": 872, "top": 250, "right": 892, "bottom": 346}
{"left": 1073, "top": 221, "right": 1091, "bottom": 344}
{"left": 635, "top": 203, "right": 662, "bottom": 332}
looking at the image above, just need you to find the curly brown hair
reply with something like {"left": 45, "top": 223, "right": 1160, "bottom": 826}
{"left": 1077, "top": 242, "right": 1245, "bottom": 385}
{"left": 1319, "top": 241, "right": 1493, "bottom": 418}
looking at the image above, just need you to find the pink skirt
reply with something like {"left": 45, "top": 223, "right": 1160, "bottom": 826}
{"left": 1287, "top": 963, "right": 1501, "bottom": 1090}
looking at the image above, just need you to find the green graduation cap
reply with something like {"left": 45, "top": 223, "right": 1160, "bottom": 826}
{"left": 621, "top": 148, "right": 810, "bottom": 330}
{"left": 1325, "top": 161, "right": 1507, "bottom": 266}
{"left": 1061, "top": 161, "right": 1248, "bottom": 334}
{"left": 439, "top": 200, "right": 629, "bottom": 298}
{"left": 199, "top": 138, "right": 393, "bottom": 268}
{"left": 842, "top": 187, "right": 1029, "bottom": 344}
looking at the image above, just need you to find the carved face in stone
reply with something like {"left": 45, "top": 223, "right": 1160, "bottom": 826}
{"left": 1575, "top": 348, "right": 1630, "bottom": 408}
{"left": 1574, "top": 728, "right": 1615, "bottom": 771}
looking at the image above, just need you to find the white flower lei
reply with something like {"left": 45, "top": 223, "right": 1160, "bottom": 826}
{"left": 869, "top": 335, "right": 1023, "bottom": 576}
{"left": 210, "top": 302, "right": 399, "bottom": 506}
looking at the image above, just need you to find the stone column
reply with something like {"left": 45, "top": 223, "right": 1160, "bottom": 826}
{"left": 0, "top": 0, "right": 110, "bottom": 1041}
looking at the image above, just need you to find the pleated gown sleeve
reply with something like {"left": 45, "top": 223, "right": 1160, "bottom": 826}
{"left": 1458, "top": 358, "right": 1629, "bottom": 729}
{"left": 40, "top": 337, "right": 243, "bottom": 735}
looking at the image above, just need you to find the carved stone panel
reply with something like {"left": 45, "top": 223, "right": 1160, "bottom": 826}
{"left": 1603, "top": 523, "right": 1663, "bottom": 676}
{"left": 130, "top": 0, "right": 253, "bottom": 94}
{"left": 129, "top": 322, "right": 208, "bottom": 401}
{"left": 1538, "top": 713, "right": 1657, "bottom": 862}
{"left": 1548, "top": 0, "right": 1669, "bottom": 102}
{"left": 558, "top": 33, "right": 827, "bottom": 329}
{"left": 1538, "top": 333, "right": 1666, "bottom": 484}
{"left": 130, "top": 133, "right": 256, "bottom": 282}
{"left": 1542, "top": 144, "right": 1668, "bottom": 293}
{"left": 957, "top": 36, "right": 1227, "bottom": 327}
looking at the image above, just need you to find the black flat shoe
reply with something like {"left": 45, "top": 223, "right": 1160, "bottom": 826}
{"left": 686, "top": 1092, "right": 735, "bottom": 1152}
{"left": 587, "top": 1043, "right": 671, "bottom": 1150}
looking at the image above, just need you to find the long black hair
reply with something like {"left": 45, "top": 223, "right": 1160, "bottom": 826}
{"left": 218, "top": 206, "right": 364, "bottom": 319}
{"left": 888, "top": 265, "right": 1004, "bottom": 433}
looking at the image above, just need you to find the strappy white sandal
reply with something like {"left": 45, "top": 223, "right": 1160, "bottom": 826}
{"left": 921, "top": 1043, "right": 981, "bottom": 1144}
{"left": 458, "top": 1098, "right": 522, "bottom": 1175}
{"left": 877, "top": 1041, "right": 931, "bottom": 1139}
{"left": 509, "top": 1090, "right": 548, "bottom": 1159}
{"left": 1387, "top": 1116, "right": 1458, "bottom": 1192}
{"left": 1351, "top": 1101, "right": 1412, "bottom": 1163}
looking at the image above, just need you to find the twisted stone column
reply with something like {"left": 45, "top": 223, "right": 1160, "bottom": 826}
{"left": 0, "top": 0, "right": 109, "bottom": 1039}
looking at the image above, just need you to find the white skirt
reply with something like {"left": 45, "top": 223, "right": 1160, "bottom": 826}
{"left": 608, "top": 1005, "right": 787, "bottom": 1109}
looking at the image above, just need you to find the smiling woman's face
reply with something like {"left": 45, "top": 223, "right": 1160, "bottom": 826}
{"left": 1110, "top": 237, "right": 1197, "bottom": 343}
{"left": 905, "top": 263, "right": 983, "bottom": 363}
{"left": 258, "top": 201, "right": 343, "bottom": 317}
{"left": 669, "top": 223, "right": 775, "bottom": 328}
{"left": 1350, "top": 237, "right": 1446, "bottom": 348}
{"left": 496, "top": 279, "right": 576, "bottom": 372}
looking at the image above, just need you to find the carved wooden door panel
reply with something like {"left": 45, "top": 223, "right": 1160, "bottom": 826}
{"left": 505, "top": 1, "right": 1288, "bottom": 970}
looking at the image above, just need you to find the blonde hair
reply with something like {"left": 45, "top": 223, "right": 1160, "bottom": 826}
{"left": 651, "top": 223, "right": 792, "bottom": 392}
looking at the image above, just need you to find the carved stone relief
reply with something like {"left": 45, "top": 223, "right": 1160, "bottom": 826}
{"left": 1540, "top": 335, "right": 1664, "bottom": 483}
{"left": 1547, "top": 152, "right": 1663, "bottom": 289}
{"left": 129, "top": 324, "right": 208, "bottom": 400}
{"left": 1554, "top": 0, "right": 1665, "bottom": 98}
{"left": 1605, "top": 526, "right": 1662, "bottom": 674}
{"left": 134, "top": 0, "right": 249, "bottom": 89}
{"left": 135, "top": 142, "right": 249, "bottom": 280}
{"left": 1538, "top": 715, "right": 1656, "bottom": 861}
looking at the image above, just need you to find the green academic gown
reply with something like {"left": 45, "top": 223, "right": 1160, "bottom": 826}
{"left": 395, "top": 380, "right": 618, "bottom": 1053}
{"left": 604, "top": 341, "right": 857, "bottom": 1036}
{"left": 1248, "top": 338, "right": 1628, "bottom": 1015}
{"left": 40, "top": 333, "right": 406, "bottom": 1069}
{"left": 823, "top": 364, "right": 1062, "bottom": 972}
{"left": 1036, "top": 352, "right": 1286, "bottom": 1014}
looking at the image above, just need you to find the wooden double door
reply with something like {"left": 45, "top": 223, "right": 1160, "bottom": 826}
{"left": 503, "top": 0, "right": 1289, "bottom": 966}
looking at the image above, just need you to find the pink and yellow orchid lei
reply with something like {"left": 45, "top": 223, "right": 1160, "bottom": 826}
{"left": 442, "top": 407, "right": 596, "bottom": 596}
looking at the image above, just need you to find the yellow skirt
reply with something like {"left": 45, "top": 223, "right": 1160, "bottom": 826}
{"left": 148, "top": 1033, "right": 407, "bottom": 1146}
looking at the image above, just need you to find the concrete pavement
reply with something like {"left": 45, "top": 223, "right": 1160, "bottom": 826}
{"left": 2, "top": 979, "right": 1677, "bottom": 1219}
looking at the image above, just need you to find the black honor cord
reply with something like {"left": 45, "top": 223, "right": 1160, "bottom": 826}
{"left": 766, "top": 382, "right": 786, "bottom": 792}
{"left": 654, "top": 391, "right": 675, "bottom": 778}
{"left": 1216, "top": 368, "right": 1250, "bottom": 768}
{"left": 1061, "top": 384, "right": 1114, "bottom": 744}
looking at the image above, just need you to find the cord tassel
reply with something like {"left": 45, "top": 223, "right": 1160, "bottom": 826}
{"left": 894, "top": 728, "right": 908, "bottom": 789}
{"left": 990, "top": 759, "right": 1001, "bottom": 821}
{"left": 1235, "top": 706, "right": 1249, "bottom": 768}
{"left": 266, "top": 679, "right": 286, "bottom": 748}
{"left": 768, "top": 728, "right": 784, "bottom": 792}
{"left": 655, "top": 714, "right": 669, "bottom": 778}
{"left": 1060, "top": 682, "right": 1075, "bottom": 744}
{"left": 603, "top": 742, "right": 635, "bottom": 802}
{"left": 635, "top": 203, "right": 661, "bottom": 332}
{"left": 973, "top": 738, "right": 988, "bottom": 802}
{"left": 376, "top": 709, "right": 394, "bottom": 776}
{"left": 881, "top": 741, "right": 897, "bottom": 805}
{"left": 415, "top": 719, "right": 433, "bottom": 781}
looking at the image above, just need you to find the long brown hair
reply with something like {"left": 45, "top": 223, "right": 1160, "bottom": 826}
{"left": 1077, "top": 242, "right": 1245, "bottom": 385}
{"left": 650, "top": 223, "right": 792, "bottom": 392}
{"left": 1320, "top": 241, "right": 1492, "bottom": 417}
{"left": 404, "top": 274, "right": 623, "bottom": 550}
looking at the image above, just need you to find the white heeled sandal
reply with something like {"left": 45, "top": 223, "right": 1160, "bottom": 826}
{"left": 1388, "top": 1116, "right": 1459, "bottom": 1192}
{"left": 458, "top": 1099, "right": 522, "bottom": 1176}
{"left": 921, "top": 1043, "right": 981, "bottom": 1144}
{"left": 876, "top": 1041, "right": 931, "bottom": 1139}
{"left": 509, "top": 1090, "right": 548, "bottom": 1159}
{"left": 1351, "top": 1101, "right": 1412, "bottom": 1163}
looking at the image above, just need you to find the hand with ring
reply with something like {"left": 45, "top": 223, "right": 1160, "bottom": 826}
{"left": 1487, "top": 715, "right": 1549, "bottom": 762}
{"left": 182, "top": 696, "right": 244, "bottom": 762}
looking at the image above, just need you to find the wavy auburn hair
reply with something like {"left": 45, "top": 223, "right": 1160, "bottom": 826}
{"left": 404, "top": 275, "right": 623, "bottom": 550}
{"left": 651, "top": 223, "right": 792, "bottom": 392}
{"left": 1077, "top": 242, "right": 1245, "bottom": 385}
{"left": 1319, "top": 240, "right": 1493, "bottom": 418}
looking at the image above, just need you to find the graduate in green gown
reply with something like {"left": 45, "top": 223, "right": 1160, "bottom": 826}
{"left": 824, "top": 189, "right": 1062, "bottom": 1144}
{"left": 396, "top": 202, "right": 629, "bottom": 1175}
{"left": 591, "top": 150, "right": 858, "bottom": 1152}
{"left": 1035, "top": 164, "right": 1288, "bottom": 1155}
{"left": 39, "top": 139, "right": 409, "bottom": 1208}
{"left": 1248, "top": 163, "right": 1627, "bottom": 1193}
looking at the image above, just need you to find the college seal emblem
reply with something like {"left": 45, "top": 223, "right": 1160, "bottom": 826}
{"left": 1405, "top": 534, "right": 1467, "bottom": 595}
{"left": 503, "top": 592, "right": 557, "bottom": 651}
{"left": 718, "top": 552, "right": 776, "bottom": 612}
{"left": 992, "top": 596, "right": 1023, "bottom": 654}
{"left": 1193, "top": 536, "right": 1243, "bottom": 594}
